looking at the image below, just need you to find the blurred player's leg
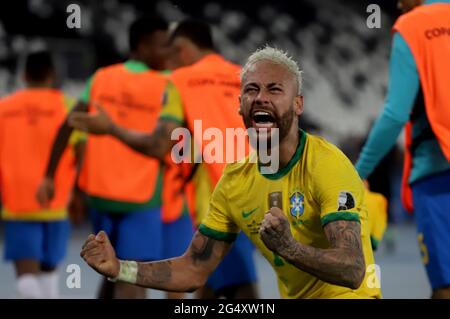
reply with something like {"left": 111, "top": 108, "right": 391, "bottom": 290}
{"left": 5, "top": 220, "right": 69, "bottom": 298}
{"left": 39, "top": 220, "right": 70, "bottom": 298}
{"left": 14, "top": 259, "right": 42, "bottom": 299}
{"left": 39, "top": 267, "right": 59, "bottom": 299}
{"left": 412, "top": 170, "right": 450, "bottom": 299}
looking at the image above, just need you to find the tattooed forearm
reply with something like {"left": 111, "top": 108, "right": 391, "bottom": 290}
{"left": 111, "top": 119, "right": 179, "bottom": 160}
{"left": 279, "top": 220, "right": 366, "bottom": 289}
{"left": 136, "top": 260, "right": 172, "bottom": 287}
{"left": 133, "top": 231, "right": 231, "bottom": 292}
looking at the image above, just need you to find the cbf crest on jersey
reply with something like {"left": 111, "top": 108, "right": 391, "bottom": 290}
{"left": 289, "top": 192, "right": 304, "bottom": 219}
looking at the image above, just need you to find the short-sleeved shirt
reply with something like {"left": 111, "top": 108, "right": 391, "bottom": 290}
{"left": 200, "top": 130, "right": 381, "bottom": 299}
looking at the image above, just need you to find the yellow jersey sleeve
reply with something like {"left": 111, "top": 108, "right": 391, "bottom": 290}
{"left": 366, "top": 191, "right": 388, "bottom": 250}
{"left": 159, "top": 81, "right": 185, "bottom": 125}
{"left": 199, "top": 171, "right": 240, "bottom": 242}
{"left": 311, "top": 146, "right": 365, "bottom": 227}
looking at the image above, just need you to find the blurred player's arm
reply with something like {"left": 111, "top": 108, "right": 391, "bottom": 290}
{"left": 68, "top": 138, "right": 87, "bottom": 224}
{"left": 110, "top": 116, "right": 179, "bottom": 161}
{"left": 37, "top": 75, "right": 94, "bottom": 207}
{"left": 355, "top": 32, "right": 419, "bottom": 179}
{"left": 68, "top": 81, "right": 183, "bottom": 161}
{"left": 260, "top": 208, "right": 365, "bottom": 289}
{"left": 46, "top": 101, "right": 88, "bottom": 179}
{"left": 69, "top": 105, "right": 179, "bottom": 161}
{"left": 36, "top": 100, "right": 88, "bottom": 207}
{"left": 81, "top": 230, "right": 231, "bottom": 292}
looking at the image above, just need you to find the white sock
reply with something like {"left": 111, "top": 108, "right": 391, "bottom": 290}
{"left": 17, "top": 274, "right": 43, "bottom": 299}
{"left": 39, "top": 271, "right": 59, "bottom": 299}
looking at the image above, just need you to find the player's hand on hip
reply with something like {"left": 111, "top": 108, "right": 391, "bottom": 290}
{"left": 80, "top": 231, "right": 120, "bottom": 278}
{"left": 68, "top": 103, "right": 113, "bottom": 135}
{"left": 259, "top": 207, "right": 295, "bottom": 255}
{"left": 36, "top": 177, "right": 55, "bottom": 208}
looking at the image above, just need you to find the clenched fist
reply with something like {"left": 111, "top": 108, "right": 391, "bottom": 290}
{"left": 259, "top": 207, "right": 296, "bottom": 256}
{"left": 80, "top": 231, "right": 120, "bottom": 278}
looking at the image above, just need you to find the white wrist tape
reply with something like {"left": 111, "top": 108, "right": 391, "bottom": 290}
{"left": 109, "top": 260, "right": 138, "bottom": 284}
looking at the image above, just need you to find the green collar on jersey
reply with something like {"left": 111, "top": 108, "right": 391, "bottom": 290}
{"left": 124, "top": 60, "right": 171, "bottom": 75}
{"left": 124, "top": 60, "right": 149, "bottom": 73}
{"left": 259, "top": 129, "right": 307, "bottom": 180}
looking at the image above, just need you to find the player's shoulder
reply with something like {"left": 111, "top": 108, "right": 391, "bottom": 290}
{"left": 395, "top": 3, "right": 441, "bottom": 26}
{"left": 303, "top": 132, "right": 355, "bottom": 176}
{"left": 171, "top": 55, "right": 240, "bottom": 79}
{"left": 170, "top": 62, "right": 197, "bottom": 77}
{"left": 1, "top": 88, "right": 62, "bottom": 106}
{"left": 305, "top": 133, "right": 348, "bottom": 161}
{"left": 215, "top": 56, "right": 241, "bottom": 72}
{"left": 92, "top": 62, "right": 125, "bottom": 78}
{"left": 0, "top": 92, "right": 16, "bottom": 114}
{"left": 221, "top": 153, "right": 258, "bottom": 181}
{"left": 0, "top": 90, "right": 22, "bottom": 107}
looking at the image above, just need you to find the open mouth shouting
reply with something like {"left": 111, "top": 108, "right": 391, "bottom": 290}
{"left": 251, "top": 109, "right": 277, "bottom": 130}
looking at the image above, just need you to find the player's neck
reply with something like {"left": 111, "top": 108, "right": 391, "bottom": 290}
{"left": 257, "top": 128, "right": 300, "bottom": 174}
{"left": 278, "top": 130, "right": 300, "bottom": 169}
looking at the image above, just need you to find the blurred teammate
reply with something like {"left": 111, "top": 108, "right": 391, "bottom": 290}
{"left": 0, "top": 51, "right": 83, "bottom": 298}
{"left": 75, "top": 46, "right": 381, "bottom": 298}
{"left": 355, "top": 0, "right": 450, "bottom": 298}
{"left": 36, "top": 16, "right": 170, "bottom": 299}
{"left": 71, "top": 19, "right": 258, "bottom": 299}
{"left": 165, "top": 20, "right": 258, "bottom": 299}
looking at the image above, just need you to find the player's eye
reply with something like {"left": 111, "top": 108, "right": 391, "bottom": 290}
{"left": 245, "top": 87, "right": 258, "bottom": 93}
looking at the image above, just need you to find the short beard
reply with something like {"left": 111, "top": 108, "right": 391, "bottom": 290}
{"left": 277, "top": 107, "right": 295, "bottom": 143}
{"left": 244, "top": 106, "right": 295, "bottom": 151}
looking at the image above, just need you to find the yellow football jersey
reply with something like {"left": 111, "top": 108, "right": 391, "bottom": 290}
{"left": 200, "top": 130, "right": 382, "bottom": 299}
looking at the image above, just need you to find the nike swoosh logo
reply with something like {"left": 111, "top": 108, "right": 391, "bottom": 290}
{"left": 241, "top": 207, "right": 258, "bottom": 218}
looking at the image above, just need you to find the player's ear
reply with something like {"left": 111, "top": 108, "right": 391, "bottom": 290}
{"left": 294, "top": 95, "right": 304, "bottom": 116}
{"left": 238, "top": 96, "right": 243, "bottom": 115}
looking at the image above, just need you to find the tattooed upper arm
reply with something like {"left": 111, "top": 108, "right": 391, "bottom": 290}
{"left": 324, "top": 220, "right": 366, "bottom": 284}
{"left": 324, "top": 220, "right": 363, "bottom": 251}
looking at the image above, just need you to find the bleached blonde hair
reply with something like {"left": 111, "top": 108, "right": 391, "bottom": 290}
{"left": 241, "top": 45, "right": 303, "bottom": 95}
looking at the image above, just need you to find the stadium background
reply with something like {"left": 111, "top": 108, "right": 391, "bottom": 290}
{"left": 0, "top": 0, "right": 429, "bottom": 298}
